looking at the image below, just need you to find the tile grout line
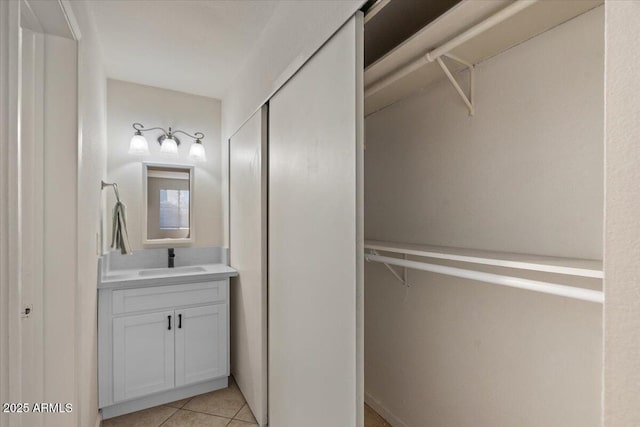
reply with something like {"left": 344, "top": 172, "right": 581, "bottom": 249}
{"left": 158, "top": 406, "right": 240, "bottom": 427}
{"left": 157, "top": 406, "right": 180, "bottom": 427}
{"left": 156, "top": 399, "right": 184, "bottom": 427}
{"left": 117, "top": 379, "right": 253, "bottom": 427}
{"left": 232, "top": 403, "right": 259, "bottom": 425}
{"left": 179, "top": 406, "right": 235, "bottom": 420}
{"left": 228, "top": 376, "right": 252, "bottom": 421}
{"left": 231, "top": 402, "right": 247, "bottom": 419}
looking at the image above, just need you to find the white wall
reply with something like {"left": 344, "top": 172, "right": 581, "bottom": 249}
{"left": 69, "top": 2, "right": 109, "bottom": 426}
{"left": 221, "top": 0, "right": 364, "bottom": 139}
{"left": 364, "top": 8, "right": 603, "bottom": 427}
{"left": 42, "top": 33, "right": 78, "bottom": 427}
{"left": 604, "top": 1, "right": 640, "bottom": 426}
{"left": 107, "top": 79, "right": 223, "bottom": 250}
{"left": 366, "top": 8, "right": 604, "bottom": 259}
{"left": 0, "top": 2, "right": 21, "bottom": 425}
{"left": 19, "top": 27, "right": 45, "bottom": 427}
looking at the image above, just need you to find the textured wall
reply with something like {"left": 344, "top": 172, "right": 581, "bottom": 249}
{"left": 365, "top": 8, "right": 604, "bottom": 259}
{"left": 221, "top": 0, "right": 364, "bottom": 247}
{"left": 107, "top": 79, "right": 223, "bottom": 249}
{"left": 365, "top": 8, "right": 604, "bottom": 427}
{"left": 70, "top": 2, "right": 109, "bottom": 426}
{"left": 42, "top": 33, "right": 78, "bottom": 427}
{"left": 604, "top": 1, "right": 640, "bottom": 426}
{"left": 222, "top": 0, "right": 364, "bottom": 140}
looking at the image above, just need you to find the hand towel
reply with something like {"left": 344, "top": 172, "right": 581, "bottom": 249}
{"left": 111, "top": 200, "right": 132, "bottom": 255}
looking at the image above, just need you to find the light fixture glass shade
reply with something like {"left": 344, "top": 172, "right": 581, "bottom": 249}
{"left": 160, "top": 137, "right": 179, "bottom": 155}
{"left": 188, "top": 141, "right": 207, "bottom": 162}
{"left": 128, "top": 134, "right": 149, "bottom": 155}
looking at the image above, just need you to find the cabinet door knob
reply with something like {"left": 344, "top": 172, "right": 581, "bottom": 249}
{"left": 178, "top": 314, "right": 182, "bottom": 329}
{"left": 168, "top": 315, "right": 172, "bottom": 330}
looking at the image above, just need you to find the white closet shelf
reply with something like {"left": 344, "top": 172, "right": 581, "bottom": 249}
{"left": 364, "top": 0, "right": 603, "bottom": 116}
{"left": 364, "top": 240, "right": 603, "bottom": 279}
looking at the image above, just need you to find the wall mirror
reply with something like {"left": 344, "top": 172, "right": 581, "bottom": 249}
{"left": 143, "top": 163, "right": 194, "bottom": 246}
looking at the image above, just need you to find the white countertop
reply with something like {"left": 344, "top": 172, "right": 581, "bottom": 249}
{"left": 98, "top": 263, "right": 238, "bottom": 290}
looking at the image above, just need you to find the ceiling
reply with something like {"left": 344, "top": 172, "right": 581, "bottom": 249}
{"left": 23, "top": 0, "right": 76, "bottom": 39}
{"left": 87, "top": 0, "right": 281, "bottom": 99}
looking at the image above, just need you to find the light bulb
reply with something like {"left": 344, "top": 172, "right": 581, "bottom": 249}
{"left": 188, "top": 140, "right": 207, "bottom": 162}
{"left": 160, "top": 137, "right": 179, "bottom": 155}
{"left": 128, "top": 133, "right": 149, "bottom": 155}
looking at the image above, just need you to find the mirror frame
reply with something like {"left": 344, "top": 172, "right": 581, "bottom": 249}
{"left": 142, "top": 162, "right": 195, "bottom": 247}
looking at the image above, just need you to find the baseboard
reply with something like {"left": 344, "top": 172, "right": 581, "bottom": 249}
{"left": 365, "top": 391, "right": 409, "bottom": 427}
{"left": 94, "top": 413, "right": 102, "bottom": 427}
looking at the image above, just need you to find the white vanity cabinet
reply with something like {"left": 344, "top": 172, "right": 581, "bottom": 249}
{"left": 175, "top": 304, "right": 228, "bottom": 386}
{"left": 113, "top": 309, "right": 176, "bottom": 401}
{"left": 99, "top": 278, "right": 231, "bottom": 419}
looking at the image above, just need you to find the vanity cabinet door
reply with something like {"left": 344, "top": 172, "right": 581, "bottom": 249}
{"left": 175, "top": 304, "right": 228, "bottom": 387}
{"left": 113, "top": 310, "right": 175, "bottom": 402}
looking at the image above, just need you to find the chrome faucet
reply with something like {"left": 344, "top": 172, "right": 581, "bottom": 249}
{"left": 168, "top": 248, "right": 175, "bottom": 268}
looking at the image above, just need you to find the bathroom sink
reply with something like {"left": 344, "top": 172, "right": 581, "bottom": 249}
{"left": 138, "top": 266, "right": 206, "bottom": 277}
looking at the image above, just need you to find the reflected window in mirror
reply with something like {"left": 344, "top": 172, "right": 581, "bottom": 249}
{"left": 144, "top": 164, "right": 194, "bottom": 245}
{"left": 159, "top": 189, "right": 189, "bottom": 230}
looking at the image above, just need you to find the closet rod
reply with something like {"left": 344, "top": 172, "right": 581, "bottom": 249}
{"left": 365, "top": 253, "right": 604, "bottom": 304}
{"left": 364, "top": 0, "right": 538, "bottom": 98}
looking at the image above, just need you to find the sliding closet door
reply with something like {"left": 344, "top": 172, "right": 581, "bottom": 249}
{"left": 229, "top": 106, "right": 268, "bottom": 426}
{"left": 269, "top": 14, "right": 364, "bottom": 427}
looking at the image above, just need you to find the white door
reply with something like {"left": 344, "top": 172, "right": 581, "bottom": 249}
{"left": 3, "top": 3, "right": 78, "bottom": 426}
{"left": 175, "top": 304, "right": 228, "bottom": 387}
{"left": 229, "top": 106, "right": 268, "bottom": 425}
{"left": 269, "top": 14, "right": 364, "bottom": 427}
{"left": 113, "top": 311, "right": 175, "bottom": 402}
{"left": 19, "top": 26, "right": 45, "bottom": 427}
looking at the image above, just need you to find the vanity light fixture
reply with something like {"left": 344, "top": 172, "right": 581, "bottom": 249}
{"left": 188, "top": 139, "right": 207, "bottom": 162}
{"left": 128, "top": 122, "right": 206, "bottom": 162}
{"left": 159, "top": 134, "right": 179, "bottom": 155}
{"left": 128, "top": 131, "right": 149, "bottom": 155}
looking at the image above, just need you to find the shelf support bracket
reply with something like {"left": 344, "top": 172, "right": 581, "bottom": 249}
{"left": 431, "top": 53, "right": 475, "bottom": 116}
{"left": 367, "top": 250, "right": 410, "bottom": 287}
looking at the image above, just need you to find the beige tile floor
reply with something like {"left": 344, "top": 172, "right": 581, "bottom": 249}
{"left": 102, "top": 377, "right": 391, "bottom": 426}
{"left": 102, "top": 378, "right": 258, "bottom": 427}
{"left": 364, "top": 404, "right": 392, "bottom": 427}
